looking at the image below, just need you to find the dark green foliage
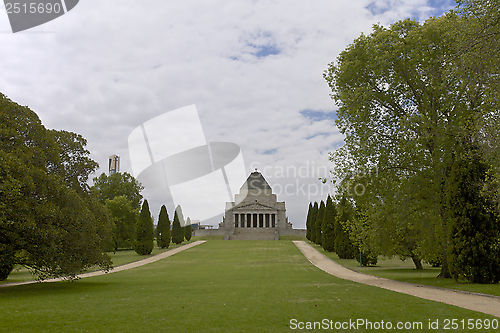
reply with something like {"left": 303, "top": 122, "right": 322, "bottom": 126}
{"left": 356, "top": 252, "right": 378, "bottom": 267}
{"left": 335, "top": 197, "right": 357, "bottom": 259}
{"left": 0, "top": 93, "right": 112, "bottom": 280}
{"left": 135, "top": 200, "right": 154, "bottom": 255}
{"left": 305, "top": 203, "right": 313, "bottom": 241}
{"left": 171, "top": 206, "right": 184, "bottom": 245}
{"left": 0, "top": 249, "right": 15, "bottom": 281}
{"left": 184, "top": 217, "right": 192, "bottom": 241}
{"left": 309, "top": 202, "right": 319, "bottom": 243}
{"left": 315, "top": 201, "right": 325, "bottom": 245}
{"left": 322, "top": 196, "right": 336, "bottom": 252}
{"left": 447, "top": 153, "right": 500, "bottom": 284}
{"left": 157, "top": 205, "right": 171, "bottom": 249}
{"left": 92, "top": 172, "right": 144, "bottom": 210}
{"left": 105, "top": 196, "right": 137, "bottom": 250}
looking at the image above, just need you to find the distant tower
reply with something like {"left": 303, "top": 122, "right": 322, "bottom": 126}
{"left": 109, "top": 155, "right": 120, "bottom": 175}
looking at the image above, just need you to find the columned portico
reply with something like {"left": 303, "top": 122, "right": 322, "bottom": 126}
{"left": 224, "top": 170, "right": 297, "bottom": 240}
{"left": 234, "top": 212, "right": 277, "bottom": 228}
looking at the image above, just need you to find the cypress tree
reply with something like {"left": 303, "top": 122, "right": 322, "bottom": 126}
{"left": 305, "top": 203, "right": 313, "bottom": 241}
{"left": 184, "top": 217, "right": 192, "bottom": 241}
{"left": 315, "top": 201, "right": 325, "bottom": 245}
{"left": 171, "top": 206, "right": 184, "bottom": 244}
{"left": 447, "top": 153, "right": 500, "bottom": 284}
{"left": 322, "top": 195, "right": 336, "bottom": 252}
{"left": 135, "top": 200, "right": 154, "bottom": 255}
{"left": 309, "top": 202, "right": 319, "bottom": 243}
{"left": 335, "top": 196, "right": 356, "bottom": 259}
{"left": 157, "top": 205, "right": 171, "bottom": 249}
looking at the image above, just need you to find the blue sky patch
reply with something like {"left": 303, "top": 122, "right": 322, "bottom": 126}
{"left": 300, "top": 109, "right": 338, "bottom": 121}
{"left": 366, "top": 0, "right": 456, "bottom": 19}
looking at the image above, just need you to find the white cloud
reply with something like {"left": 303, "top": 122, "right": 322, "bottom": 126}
{"left": 0, "top": 0, "right": 453, "bottom": 227}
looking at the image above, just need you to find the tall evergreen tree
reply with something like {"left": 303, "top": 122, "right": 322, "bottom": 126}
{"left": 315, "top": 201, "right": 326, "bottom": 245}
{"left": 322, "top": 195, "right": 336, "bottom": 252}
{"left": 135, "top": 199, "right": 154, "bottom": 255}
{"left": 447, "top": 152, "right": 500, "bottom": 284}
{"left": 305, "top": 203, "right": 313, "bottom": 241}
{"left": 157, "top": 205, "right": 171, "bottom": 249}
{"left": 335, "top": 197, "right": 357, "bottom": 259}
{"left": 309, "top": 202, "right": 319, "bottom": 243}
{"left": 184, "top": 217, "right": 192, "bottom": 241}
{"left": 171, "top": 206, "right": 184, "bottom": 245}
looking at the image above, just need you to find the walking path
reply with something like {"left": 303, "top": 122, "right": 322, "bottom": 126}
{"left": 293, "top": 241, "right": 500, "bottom": 318}
{"left": 1, "top": 240, "right": 206, "bottom": 288}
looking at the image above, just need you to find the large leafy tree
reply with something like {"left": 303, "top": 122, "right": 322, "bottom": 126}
{"left": 324, "top": 12, "right": 499, "bottom": 278}
{"left": 157, "top": 205, "right": 171, "bottom": 249}
{"left": 0, "top": 93, "right": 112, "bottom": 280}
{"left": 105, "top": 196, "right": 137, "bottom": 250}
{"left": 92, "top": 172, "right": 144, "bottom": 210}
{"left": 135, "top": 200, "right": 154, "bottom": 255}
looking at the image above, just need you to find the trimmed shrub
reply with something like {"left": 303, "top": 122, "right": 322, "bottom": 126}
{"left": 135, "top": 200, "right": 154, "bottom": 255}
{"left": 157, "top": 205, "right": 171, "bottom": 249}
{"left": 335, "top": 197, "right": 357, "bottom": 259}
{"left": 171, "top": 206, "right": 184, "bottom": 245}
{"left": 447, "top": 154, "right": 500, "bottom": 284}
{"left": 315, "top": 201, "right": 325, "bottom": 246}
{"left": 305, "top": 203, "right": 313, "bottom": 241}
{"left": 322, "top": 196, "right": 336, "bottom": 252}
{"left": 184, "top": 217, "right": 192, "bottom": 241}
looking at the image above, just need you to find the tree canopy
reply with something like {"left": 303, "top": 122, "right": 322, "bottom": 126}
{"left": 324, "top": 4, "right": 500, "bottom": 277}
{"left": 0, "top": 93, "right": 112, "bottom": 280}
{"left": 92, "top": 172, "right": 144, "bottom": 210}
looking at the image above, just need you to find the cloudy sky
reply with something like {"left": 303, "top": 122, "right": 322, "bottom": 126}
{"left": 1, "top": 0, "right": 455, "bottom": 228}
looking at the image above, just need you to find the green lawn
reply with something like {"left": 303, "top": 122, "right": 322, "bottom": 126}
{"left": 1, "top": 240, "right": 196, "bottom": 285}
{"left": 309, "top": 243, "right": 500, "bottom": 297}
{"left": 1, "top": 240, "right": 497, "bottom": 332}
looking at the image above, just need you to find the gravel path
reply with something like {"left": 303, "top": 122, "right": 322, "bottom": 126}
{"left": 1, "top": 240, "right": 206, "bottom": 288}
{"left": 293, "top": 241, "right": 500, "bottom": 318}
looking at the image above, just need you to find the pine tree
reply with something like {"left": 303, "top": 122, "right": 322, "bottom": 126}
{"left": 135, "top": 200, "right": 154, "bottom": 255}
{"left": 335, "top": 197, "right": 356, "bottom": 259}
{"left": 157, "top": 205, "right": 171, "bottom": 249}
{"left": 315, "top": 201, "right": 325, "bottom": 245}
{"left": 309, "top": 202, "right": 319, "bottom": 243}
{"left": 171, "top": 206, "right": 184, "bottom": 245}
{"left": 322, "top": 195, "right": 336, "bottom": 252}
{"left": 447, "top": 153, "right": 500, "bottom": 284}
{"left": 184, "top": 217, "right": 192, "bottom": 241}
{"left": 305, "top": 203, "right": 313, "bottom": 241}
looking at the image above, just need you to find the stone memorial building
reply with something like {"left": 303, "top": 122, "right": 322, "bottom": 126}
{"left": 223, "top": 170, "right": 305, "bottom": 240}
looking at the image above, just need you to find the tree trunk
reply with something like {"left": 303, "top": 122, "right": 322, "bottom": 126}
{"left": 411, "top": 255, "right": 423, "bottom": 270}
{"left": 438, "top": 248, "right": 452, "bottom": 278}
{"left": 438, "top": 214, "right": 452, "bottom": 278}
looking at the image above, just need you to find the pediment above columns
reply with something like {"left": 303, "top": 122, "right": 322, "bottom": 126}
{"left": 232, "top": 202, "right": 274, "bottom": 211}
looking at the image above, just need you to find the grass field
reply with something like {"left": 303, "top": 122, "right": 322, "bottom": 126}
{"left": 1, "top": 240, "right": 196, "bottom": 285}
{"left": 1, "top": 240, "right": 497, "bottom": 332}
{"left": 309, "top": 243, "right": 500, "bottom": 297}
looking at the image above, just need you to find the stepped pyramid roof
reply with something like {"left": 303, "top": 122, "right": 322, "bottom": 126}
{"left": 241, "top": 170, "right": 271, "bottom": 190}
